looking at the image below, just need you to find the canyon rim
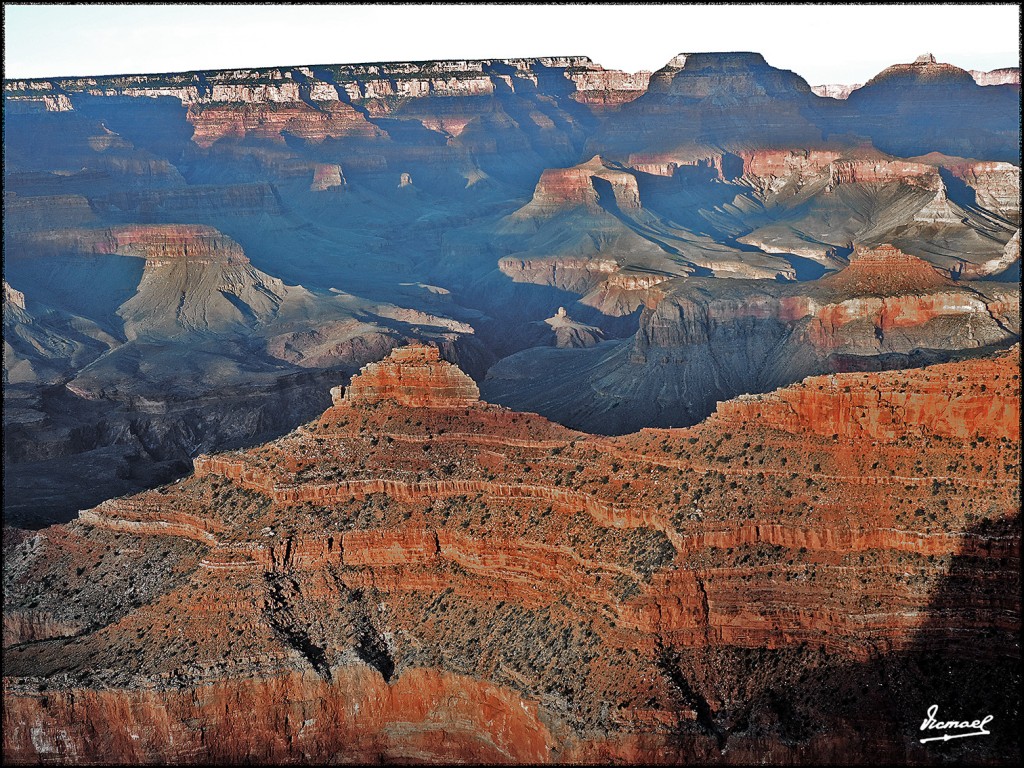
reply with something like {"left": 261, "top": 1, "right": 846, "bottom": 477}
{"left": 2, "top": 17, "right": 1021, "bottom": 766}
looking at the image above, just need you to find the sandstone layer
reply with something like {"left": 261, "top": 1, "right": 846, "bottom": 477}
{"left": 3, "top": 345, "right": 1020, "bottom": 764}
{"left": 331, "top": 345, "right": 481, "bottom": 408}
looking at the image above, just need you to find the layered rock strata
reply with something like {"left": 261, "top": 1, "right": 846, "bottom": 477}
{"left": 331, "top": 345, "right": 481, "bottom": 408}
{"left": 3, "top": 58, "right": 653, "bottom": 146}
{"left": 10, "top": 224, "right": 248, "bottom": 265}
{"left": 3, "top": 345, "right": 1019, "bottom": 763}
{"left": 483, "top": 243, "right": 1020, "bottom": 435}
{"left": 2, "top": 41, "right": 1021, "bottom": 613}
{"left": 567, "top": 69, "right": 651, "bottom": 106}
{"left": 512, "top": 155, "right": 642, "bottom": 216}
{"left": 970, "top": 67, "right": 1021, "bottom": 87}
{"left": 309, "top": 163, "right": 346, "bottom": 192}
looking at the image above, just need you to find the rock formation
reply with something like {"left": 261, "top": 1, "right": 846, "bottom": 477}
{"left": 821, "top": 243, "right": 948, "bottom": 293}
{"left": 483, "top": 243, "right": 1018, "bottom": 434}
{"left": 334, "top": 345, "right": 480, "bottom": 408}
{"left": 3, "top": 344, "right": 1018, "bottom": 763}
{"left": 188, "top": 101, "right": 382, "bottom": 148}
{"left": 310, "top": 163, "right": 345, "bottom": 192}
{"left": 518, "top": 307, "right": 609, "bottom": 349}
{"left": 944, "top": 159, "right": 1021, "bottom": 216}
{"left": 593, "top": 52, "right": 826, "bottom": 160}
{"left": 735, "top": 152, "right": 1018, "bottom": 275}
{"left": 15, "top": 224, "right": 249, "bottom": 265}
{"left": 810, "top": 82, "right": 862, "bottom": 99}
{"left": 3, "top": 43, "right": 1020, "bottom": 765}
{"left": 3, "top": 279, "right": 116, "bottom": 388}
{"left": 980, "top": 227, "right": 1022, "bottom": 278}
{"left": 2, "top": 49, "right": 1019, "bottom": 531}
{"left": 970, "top": 67, "right": 1021, "bottom": 87}
{"left": 913, "top": 176, "right": 966, "bottom": 224}
{"left": 847, "top": 54, "right": 1020, "bottom": 162}
{"left": 512, "top": 155, "right": 642, "bottom": 215}
{"left": 714, "top": 348, "right": 1019, "bottom": 441}
{"left": 2, "top": 220, "right": 476, "bottom": 523}
{"left": 4, "top": 281, "right": 26, "bottom": 311}
{"left": 1, "top": 58, "right": 648, "bottom": 151}
{"left": 739, "top": 149, "right": 943, "bottom": 195}
{"left": 3, "top": 193, "right": 98, "bottom": 232}
{"left": 541, "top": 306, "right": 606, "bottom": 348}
{"left": 567, "top": 69, "right": 651, "bottom": 106}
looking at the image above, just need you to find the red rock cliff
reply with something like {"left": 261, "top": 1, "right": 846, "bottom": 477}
{"left": 714, "top": 346, "right": 1020, "bottom": 442}
{"left": 513, "top": 156, "right": 642, "bottom": 216}
{"left": 4, "top": 344, "right": 1018, "bottom": 764}
{"left": 333, "top": 345, "right": 480, "bottom": 408}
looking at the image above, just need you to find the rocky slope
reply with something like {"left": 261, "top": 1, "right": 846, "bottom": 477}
{"left": 3, "top": 280, "right": 116, "bottom": 387}
{"left": 3, "top": 344, "right": 1019, "bottom": 763}
{"left": 3, "top": 50, "right": 1020, "bottom": 525}
{"left": 483, "top": 244, "right": 1019, "bottom": 433}
{"left": 2, "top": 224, "right": 484, "bottom": 525}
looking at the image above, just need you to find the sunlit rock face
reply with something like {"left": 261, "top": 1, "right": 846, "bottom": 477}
{"left": 335, "top": 345, "right": 481, "bottom": 408}
{"left": 810, "top": 82, "right": 862, "bottom": 99}
{"left": 3, "top": 344, "right": 1019, "bottom": 763}
{"left": 970, "top": 66, "right": 1021, "bottom": 86}
{"left": 2, "top": 60, "right": 1020, "bottom": 768}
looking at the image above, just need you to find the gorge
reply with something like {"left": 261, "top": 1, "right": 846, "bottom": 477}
{"left": 2, "top": 45, "right": 1021, "bottom": 765}
{"left": 4, "top": 51, "right": 1019, "bottom": 522}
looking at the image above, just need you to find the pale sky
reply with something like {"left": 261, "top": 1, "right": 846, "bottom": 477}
{"left": 3, "top": 4, "right": 1020, "bottom": 84}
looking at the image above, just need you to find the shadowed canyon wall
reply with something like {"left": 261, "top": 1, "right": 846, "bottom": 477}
{"left": 4, "top": 52, "right": 1019, "bottom": 524}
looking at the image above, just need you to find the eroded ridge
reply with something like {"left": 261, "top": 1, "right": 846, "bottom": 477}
{"left": 4, "top": 345, "right": 1019, "bottom": 764}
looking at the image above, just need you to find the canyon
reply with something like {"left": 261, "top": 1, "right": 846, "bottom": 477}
{"left": 4, "top": 50, "right": 1019, "bottom": 523}
{"left": 484, "top": 243, "right": 1019, "bottom": 433}
{"left": 3, "top": 344, "right": 1019, "bottom": 763}
{"left": 2, "top": 47, "right": 1021, "bottom": 765}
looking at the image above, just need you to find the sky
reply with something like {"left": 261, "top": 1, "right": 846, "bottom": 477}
{"left": 3, "top": 4, "right": 1020, "bottom": 84}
